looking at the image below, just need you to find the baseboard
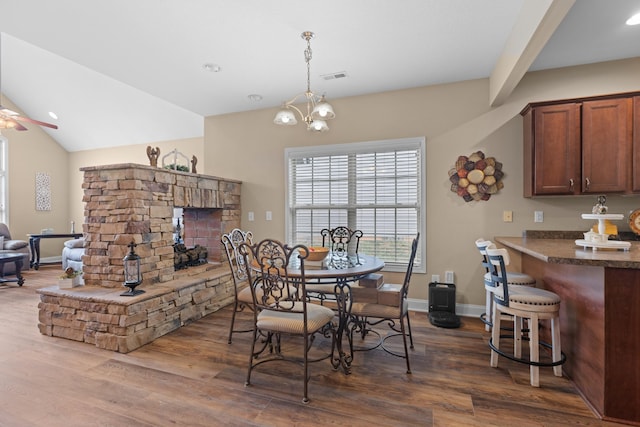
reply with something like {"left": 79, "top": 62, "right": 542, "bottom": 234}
{"left": 39, "top": 256, "right": 62, "bottom": 263}
{"left": 407, "top": 298, "right": 483, "bottom": 318}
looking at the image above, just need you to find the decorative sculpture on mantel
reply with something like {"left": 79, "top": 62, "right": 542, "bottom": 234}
{"left": 191, "top": 155, "right": 198, "bottom": 174}
{"left": 146, "top": 146, "right": 160, "bottom": 167}
{"left": 162, "top": 148, "right": 190, "bottom": 172}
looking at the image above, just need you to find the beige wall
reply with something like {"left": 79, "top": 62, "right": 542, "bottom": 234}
{"left": 203, "top": 57, "right": 640, "bottom": 311}
{"left": 2, "top": 96, "right": 70, "bottom": 258}
{"left": 7, "top": 58, "right": 640, "bottom": 311}
{"left": 68, "top": 138, "right": 204, "bottom": 228}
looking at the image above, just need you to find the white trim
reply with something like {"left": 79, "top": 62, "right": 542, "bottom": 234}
{"left": 284, "top": 136, "right": 427, "bottom": 273}
{"left": 408, "top": 298, "right": 484, "bottom": 319}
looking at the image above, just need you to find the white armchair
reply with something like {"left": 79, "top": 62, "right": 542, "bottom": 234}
{"left": 62, "top": 238, "right": 85, "bottom": 272}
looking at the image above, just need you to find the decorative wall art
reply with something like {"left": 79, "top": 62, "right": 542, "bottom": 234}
{"left": 449, "top": 151, "right": 504, "bottom": 202}
{"left": 35, "top": 172, "right": 52, "bottom": 211}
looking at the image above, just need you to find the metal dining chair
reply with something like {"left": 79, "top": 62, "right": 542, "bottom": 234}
{"left": 349, "top": 233, "right": 419, "bottom": 373}
{"left": 239, "top": 238, "right": 336, "bottom": 404}
{"left": 320, "top": 226, "right": 363, "bottom": 257}
{"left": 221, "top": 228, "right": 254, "bottom": 344}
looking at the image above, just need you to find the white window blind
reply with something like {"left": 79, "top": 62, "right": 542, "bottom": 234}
{"left": 285, "top": 137, "right": 424, "bottom": 272}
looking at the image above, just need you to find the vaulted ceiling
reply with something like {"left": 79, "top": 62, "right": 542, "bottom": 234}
{"left": 1, "top": 0, "right": 639, "bottom": 152}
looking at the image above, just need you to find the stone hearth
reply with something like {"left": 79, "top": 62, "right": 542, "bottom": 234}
{"left": 37, "top": 163, "right": 242, "bottom": 352}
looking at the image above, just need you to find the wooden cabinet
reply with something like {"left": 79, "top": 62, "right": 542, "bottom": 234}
{"left": 523, "top": 93, "right": 635, "bottom": 197}
{"left": 633, "top": 96, "right": 640, "bottom": 191}
{"left": 581, "top": 98, "right": 632, "bottom": 193}
{"left": 523, "top": 103, "right": 581, "bottom": 196}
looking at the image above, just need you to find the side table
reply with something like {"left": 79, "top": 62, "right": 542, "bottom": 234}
{"left": 0, "top": 252, "right": 25, "bottom": 286}
{"left": 27, "top": 233, "right": 83, "bottom": 270}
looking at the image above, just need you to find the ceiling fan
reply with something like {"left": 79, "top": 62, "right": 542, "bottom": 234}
{"left": 0, "top": 106, "right": 58, "bottom": 131}
{"left": 0, "top": 33, "right": 58, "bottom": 131}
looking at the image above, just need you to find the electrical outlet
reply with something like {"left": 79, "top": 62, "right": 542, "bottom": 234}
{"left": 248, "top": 211, "right": 255, "bottom": 221}
{"left": 431, "top": 274, "right": 440, "bottom": 283}
{"left": 265, "top": 211, "right": 272, "bottom": 221}
{"left": 534, "top": 210, "right": 544, "bottom": 223}
{"left": 445, "top": 270, "right": 454, "bottom": 283}
{"left": 503, "top": 210, "right": 513, "bottom": 222}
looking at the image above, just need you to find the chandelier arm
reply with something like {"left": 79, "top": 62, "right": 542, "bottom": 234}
{"left": 284, "top": 103, "right": 306, "bottom": 122}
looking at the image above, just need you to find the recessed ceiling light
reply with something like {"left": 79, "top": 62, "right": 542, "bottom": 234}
{"left": 247, "top": 94, "right": 263, "bottom": 102}
{"left": 48, "top": 112, "right": 58, "bottom": 120}
{"left": 202, "top": 63, "right": 221, "bottom": 72}
{"left": 626, "top": 12, "right": 640, "bottom": 25}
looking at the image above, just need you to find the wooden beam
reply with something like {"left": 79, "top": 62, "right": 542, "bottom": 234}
{"left": 489, "top": 0, "right": 575, "bottom": 106}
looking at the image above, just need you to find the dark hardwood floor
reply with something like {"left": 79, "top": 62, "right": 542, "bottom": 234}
{"left": 0, "top": 265, "right": 622, "bottom": 426}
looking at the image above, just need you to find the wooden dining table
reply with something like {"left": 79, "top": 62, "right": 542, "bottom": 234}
{"left": 287, "top": 252, "right": 385, "bottom": 374}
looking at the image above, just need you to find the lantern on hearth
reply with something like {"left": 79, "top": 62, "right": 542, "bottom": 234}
{"left": 121, "top": 241, "right": 144, "bottom": 296}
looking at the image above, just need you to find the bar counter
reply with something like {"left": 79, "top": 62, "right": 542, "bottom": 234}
{"left": 495, "top": 236, "right": 640, "bottom": 425}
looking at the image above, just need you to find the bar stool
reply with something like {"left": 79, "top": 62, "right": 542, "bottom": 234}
{"left": 485, "top": 245, "right": 565, "bottom": 387}
{"left": 475, "top": 238, "right": 536, "bottom": 331}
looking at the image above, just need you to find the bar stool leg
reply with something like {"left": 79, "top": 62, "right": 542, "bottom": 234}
{"left": 552, "top": 317, "right": 562, "bottom": 377}
{"left": 514, "top": 315, "right": 523, "bottom": 359}
{"left": 485, "top": 289, "right": 492, "bottom": 331}
{"left": 490, "top": 304, "right": 500, "bottom": 368}
{"left": 529, "top": 313, "right": 540, "bottom": 387}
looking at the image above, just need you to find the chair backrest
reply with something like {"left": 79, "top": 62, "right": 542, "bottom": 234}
{"left": 221, "top": 228, "right": 254, "bottom": 285}
{"left": 0, "top": 223, "right": 12, "bottom": 240}
{"left": 240, "top": 238, "right": 309, "bottom": 315}
{"left": 485, "top": 246, "right": 511, "bottom": 308}
{"left": 320, "top": 227, "right": 363, "bottom": 257}
{"left": 475, "top": 238, "right": 493, "bottom": 284}
{"left": 400, "top": 233, "right": 420, "bottom": 301}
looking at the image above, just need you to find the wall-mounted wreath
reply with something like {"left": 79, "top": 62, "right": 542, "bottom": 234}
{"left": 449, "top": 151, "right": 504, "bottom": 202}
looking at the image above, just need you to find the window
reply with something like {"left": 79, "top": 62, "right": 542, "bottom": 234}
{"left": 0, "top": 135, "right": 7, "bottom": 224}
{"left": 285, "top": 137, "right": 425, "bottom": 272}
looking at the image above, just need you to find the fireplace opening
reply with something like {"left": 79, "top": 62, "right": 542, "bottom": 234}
{"left": 173, "top": 207, "right": 222, "bottom": 270}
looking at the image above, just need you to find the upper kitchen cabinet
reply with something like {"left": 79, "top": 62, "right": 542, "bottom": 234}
{"left": 523, "top": 103, "right": 581, "bottom": 196}
{"left": 581, "top": 97, "right": 632, "bottom": 193}
{"left": 522, "top": 93, "right": 635, "bottom": 198}
{"left": 633, "top": 97, "right": 640, "bottom": 192}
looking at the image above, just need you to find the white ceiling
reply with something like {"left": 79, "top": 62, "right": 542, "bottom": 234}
{"left": 1, "top": 0, "right": 639, "bottom": 152}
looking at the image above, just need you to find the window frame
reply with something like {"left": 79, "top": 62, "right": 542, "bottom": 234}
{"left": 284, "top": 136, "right": 426, "bottom": 273}
{"left": 0, "top": 134, "right": 7, "bottom": 225}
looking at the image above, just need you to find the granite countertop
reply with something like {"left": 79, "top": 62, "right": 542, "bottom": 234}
{"left": 495, "top": 236, "right": 640, "bottom": 269}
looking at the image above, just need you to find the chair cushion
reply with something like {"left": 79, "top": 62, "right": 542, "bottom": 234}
{"left": 5, "top": 239, "right": 27, "bottom": 250}
{"left": 351, "top": 299, "right": 408, "bottom": 319}
{"left": 64, "top": 238, "right": 85, "bottom": 249}
{"left": 503, "top": 287, "right": 561, "bottom": 313}
{"left": 237, "top": 285, "right": 254, "bottom": 304}
{"left": 484, "top": 271, "right": 536, "bottom": 286}
{"left": 257, "top": 303, "right": 334, "bottom": 334}
{"left": 242, "top": 284, "right": 298, "bottom": 305}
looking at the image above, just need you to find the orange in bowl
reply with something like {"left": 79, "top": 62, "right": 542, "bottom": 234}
{"left": 306, "top": 246, "right": 329, "bottom": 261}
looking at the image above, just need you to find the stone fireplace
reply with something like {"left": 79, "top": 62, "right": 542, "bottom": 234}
{"left": 37, "top": 163, "right": 241, "bottom": 352}
{"left": 80, "top": 163, "right": 239, "bottom": 287}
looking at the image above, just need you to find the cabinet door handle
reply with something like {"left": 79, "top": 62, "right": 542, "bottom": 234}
{"left": 585, "top": 177, "right": 591, "bottom": 190}
{"left": 569, "top": 179, "right": 574, "bottom": 191}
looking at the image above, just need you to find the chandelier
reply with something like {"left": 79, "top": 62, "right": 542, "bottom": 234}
{"left": 273, "top": 31, "right": 335, "bottom": 132}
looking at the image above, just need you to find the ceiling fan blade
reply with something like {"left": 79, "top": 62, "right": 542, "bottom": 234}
{"left": 0, "top": 107, "right": 19, "bottom": 116}
{"left": 12, "top": 120, "right": 28, "bottom": 131}
{"left": 13, "top": 115, "right": 58, "bottom": 130}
